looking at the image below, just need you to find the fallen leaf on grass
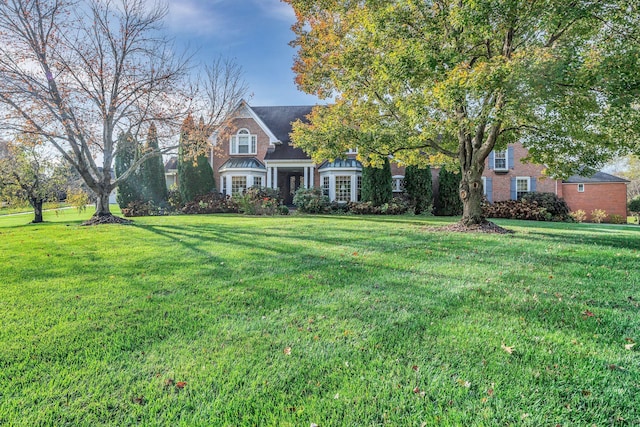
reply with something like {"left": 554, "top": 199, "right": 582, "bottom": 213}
{"left": 625, "top": 343, "right": 636, "bottom": 350}
{"left": 487, "top": 388, "right": 494, "bottom": 396}
{"left": 176, "top": 381, "right": 187, "bottom": 389}
{"left": 582, "top": 310, "right": 594, "bottom": 317}
{"left": 412, "top": 365, "right": 419, "bottom": 372}
{"left": 283, "top": 347, "right": 292, "bottom": 355}
{"left": 132, "top": 396, "right": 144, "bottom": 405}
{"left": 501, "top": 343, "right": 514, "bottom": 354}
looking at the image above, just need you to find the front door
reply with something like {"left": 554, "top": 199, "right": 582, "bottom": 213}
{"left": 281, "top": 172, "right": 304, "bottom": 205}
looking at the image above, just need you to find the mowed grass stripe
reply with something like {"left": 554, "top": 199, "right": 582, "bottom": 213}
{"left": 0, "top": 211, "right": 638, "bottom": 425}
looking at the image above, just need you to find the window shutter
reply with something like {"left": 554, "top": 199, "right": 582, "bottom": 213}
{"left": 530, "top": 177, "right": 536, "bottom": 192}
{"left": 488, "top": 151, "right": 494, "bottom": 170}
{"left": 486, "top": 178, "right": 493, "bottom": 202}
{"left": 508, "top": 146, "right": 514, "bottom": 169}
{"left": 251, "top": 135, "right": 257, "bottom": 154}
{"left": 231, "top": 136, "right": 237, "bottom": 154}
{"left": 510, "top": 177, "right": 517, "bottom": 200}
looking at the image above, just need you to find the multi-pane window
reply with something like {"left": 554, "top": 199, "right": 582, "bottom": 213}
{"left": 335, "top": 176, "right": 351, "bottom": 202}
{"left": 494, "top": 150, "right": 507, "bottom": 170}
{"left": 392, "top": 176, "right": 404, "bottom": 192}
{"left": 516, "top": 177, "right": 530, "bottom": 199}
{"left": 254, "top": 176, "right": 262, "bottom": 188}
{"left": 578, "top": 183, "right": 584, "bottom": 192}
{"left": 231, "top": 176, "right": 246, "bottom": 195}
{"left": 357, "top": 176, "right": 362, "bottom": 201}
{"left": 230, "top": 129, "right": 257, "bottom": 155}
{"left": 322, "top": 176, "right": 330, "bottom": 196}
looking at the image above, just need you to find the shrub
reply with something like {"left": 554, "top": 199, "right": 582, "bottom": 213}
{"left": 520, "top": 192, "right": 571, "bottom": 221}
{"left": 167, "top": 187, "right": 183, "bottom": 212}
{"left": 483, "top": 199, "right": 549, "bottom": 221}
{"left": 278, "top": 205, "right": 290, "bottom": 215}
{"left": 347, "top": 196, "right": 409, "bottom": 215}
{"left": 435, "top": 166, "right": 462, "bottom": 216}
{"left": 122, "top": 200, "right": 153, "bottom": 217}
{"left": 570, "top": 210, "right": 587, "bottom": 223}
{"left": 404, "top": 165, "right": 433, "bottom": 215}
{"left": 609, "top": 214, "right": 625, "bottom": 224}
{"left": 234, "top": 186, "right": 283, "bottom": 216}
{"left": 293, "top": 187, "right": 331, "bottom": 213}
{"left": 591, "top": 209, "right": 607, "bottom": 223}
{"left": 629, "top": 196, "right": 640, "bottom": 214}
{"left": 361, "top": 158, "right": 392, "bottom": 206}
{"left": 182, "top": 193, "right": 238, "bottom": 214}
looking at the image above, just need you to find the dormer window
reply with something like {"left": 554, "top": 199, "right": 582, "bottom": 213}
{"left": 346, "top": 148, "right": 358, "bottom": 154}
{"left": 230, "top": 129, "right": 257, "bottom": 155}
{"left": 494, "top": 150, "right": 507, "bottom": 171}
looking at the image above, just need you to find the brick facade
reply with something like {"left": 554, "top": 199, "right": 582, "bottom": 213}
{"left": 562, "top": 182, "right": 628, "bottom": 221}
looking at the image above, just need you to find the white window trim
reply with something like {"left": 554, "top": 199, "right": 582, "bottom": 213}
{"left": 481, "top": 176, "right": 487, "bottom": 196}
{"left": 220, "top": 170, "right": 267, "bottom": 195}
{"left": 578, "top": 183, "right": 585, "bottom": 192}
{"left": 494, "top": 150, "right": 508, "bottom": 171}
{"left": 319, "top": 169, "right": 361, "bottom": 202}
{"left": 230, "top": 128, "right": 257, "bottom": 155}
{"left": 516, "top": 176, "right": 531, "bottom": 198}
{"left": 392, "top": 175, "right": 404, "bottom": 193}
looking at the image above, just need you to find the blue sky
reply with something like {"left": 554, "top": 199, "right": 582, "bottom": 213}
{"left": 162, "top": 0, "right": 322, "bottom": 106}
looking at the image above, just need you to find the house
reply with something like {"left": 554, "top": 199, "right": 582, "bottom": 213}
{"left": 483, "top": 142, "right": 629, "bottom": 220}
{"left": 165, "top": 101, "right": 628, "bottom": 220}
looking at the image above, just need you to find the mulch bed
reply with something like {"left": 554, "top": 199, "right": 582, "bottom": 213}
{"left": 427, "top": 221, "right": 514, "bottom": 234}
{"left": 82, "top": 215, "right": 133, "bottom": 226}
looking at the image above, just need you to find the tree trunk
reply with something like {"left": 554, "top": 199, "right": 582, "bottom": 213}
{"left": 31, "top": 198, "right": 44, "bottom": 223}
{"left": 459, "top": 164, "right": 486, "bottom": 226}
{"left": 94, "top": 190, "right": 112, "bottom": 217}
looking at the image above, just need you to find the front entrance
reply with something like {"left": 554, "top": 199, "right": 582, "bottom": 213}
{"left": 279, "top": 170, "right": 304, "bottom": 205}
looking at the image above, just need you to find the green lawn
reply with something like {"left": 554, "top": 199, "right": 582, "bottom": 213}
{"left": 1, "top": 210, "right": 639, "bottom": 426}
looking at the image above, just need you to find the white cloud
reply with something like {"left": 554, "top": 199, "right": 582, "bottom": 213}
{"left": 252, "top": 0, "right": 295, "bottom": 23}
{"left": 164, "top": 0, "right": 233, "bottom": 37}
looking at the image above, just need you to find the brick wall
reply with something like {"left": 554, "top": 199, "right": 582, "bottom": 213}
{"left": 210, "top": 117, "right": 273, "bottom": 186}
{"left": 562, "top": 182, "right": 628, "bottom": 221}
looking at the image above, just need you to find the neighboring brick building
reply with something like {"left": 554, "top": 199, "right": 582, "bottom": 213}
{"left": 483, "top": 142, "right": 629, "bottom": 221}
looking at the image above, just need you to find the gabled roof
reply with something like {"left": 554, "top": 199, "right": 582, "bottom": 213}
{"left": 252, "top": 105, "right": 315, "bottom": 161}
{"left": 164, "top": 156, "right": 177, "bottom": 171}
{"left": 219, "top": 157, "right": 265, "bottom": 171}
{"left": 563, "top": 171, "right": 629, "bottom": 184}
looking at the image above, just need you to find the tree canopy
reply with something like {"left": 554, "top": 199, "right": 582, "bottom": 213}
{"left": 286, "top": 0, "right": 640, "bottom": 225}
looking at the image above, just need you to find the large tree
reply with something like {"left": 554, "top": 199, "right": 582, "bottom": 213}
{"left": 286, "top": 0, "right": 640, "bottom": 226}
{"left": 178, "top": 116, "right": 216, "bottom": 203}
{"left": 0, "top": 0, "right": 245, "bottom": 223}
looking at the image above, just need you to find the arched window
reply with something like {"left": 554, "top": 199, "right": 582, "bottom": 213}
{"left": 230, "top": 128, "right": 257, "bottom": 155}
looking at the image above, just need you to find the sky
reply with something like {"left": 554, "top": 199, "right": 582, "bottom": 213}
{"left": 162, "top": 0, "right": 323, "bottom": 107}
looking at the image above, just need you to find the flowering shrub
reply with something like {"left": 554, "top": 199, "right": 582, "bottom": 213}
{"left": 590, "top": 209, "right": 607, "bottom": 223}
{"left": 182, "top": 193, "right": 238, "bottom": 214}
{"left": 570, "top": 210, "right": 587, "bottom": 223}
{"left": 293, "top": 187, "right": 331, "bottom": 213}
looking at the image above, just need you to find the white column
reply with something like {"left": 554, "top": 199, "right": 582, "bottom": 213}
{"left": 351, "top": 175, "right": 357, "bottom": 202}
{"left": 329, "top": 174, "right": 336, "bottom": 201}
{"left": 310, "top": 166, "right": 315, "bottom": 188}
{"left": 226, "top": 175, "right": 232, "bottom": 195}
{"left": 303, "top": 167, "right": 309, "bottom": 189}
{"left": 273, "top": 167, "right": 278, "bottom": 188}
{"left": 248, "top": 175, "right": 254, "bottom": 188}
{"left": 266, "top": 167, "right": 272, "bottom": 188}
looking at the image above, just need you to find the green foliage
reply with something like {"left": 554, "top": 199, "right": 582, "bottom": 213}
{"left": 293, "top": 187, "right": 331, "bottom": 213}
{"left": 347, "top": 197, "right": 409, "bottom": 215}
{"left": 609, "top": 214, "right": 625, "bottom": 224}
{"left": 178, "top": 116, "right": 216, "bottom": 203}
{"left": 139, "top": 123, "right": 168, "bottom": 204}
{"left": 361, "top": 158, "right": 392, "bottom": 206}
{"left": 484, "top": 200, "right": 553, "bottom": 222}
{"left": 404, "top": 165, "right": 433, "bottom": 215}
{"left": 65, "top": 188, "right": 90, "bottom": 214}
{"left": 520, "top": 192, "right": 571, "bottom": 221}
{"left": 436, "top": 166, "right": 462, "bottom": 216}
{"left": 181, "top": 193, "right": 238, "bottom": 214}
{"left": 115, "top": 132, "right": 142, "bottom": 209}
{"left": 234, "top": 186, "right": 283, "bottom": 216}
{"left": 629, "top": 196, "right": 640, "bottom": 213}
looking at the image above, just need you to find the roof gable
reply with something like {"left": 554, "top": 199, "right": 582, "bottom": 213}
{"left": 563, "top": 171, "right": 629, "bottom": 184}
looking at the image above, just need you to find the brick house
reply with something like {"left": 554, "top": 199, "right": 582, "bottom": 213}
{"left": 166, "top": 101, "right": 628, "bottom": 219}
{"left": 482, "top": 142, "right": 629, "bottom": 220}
